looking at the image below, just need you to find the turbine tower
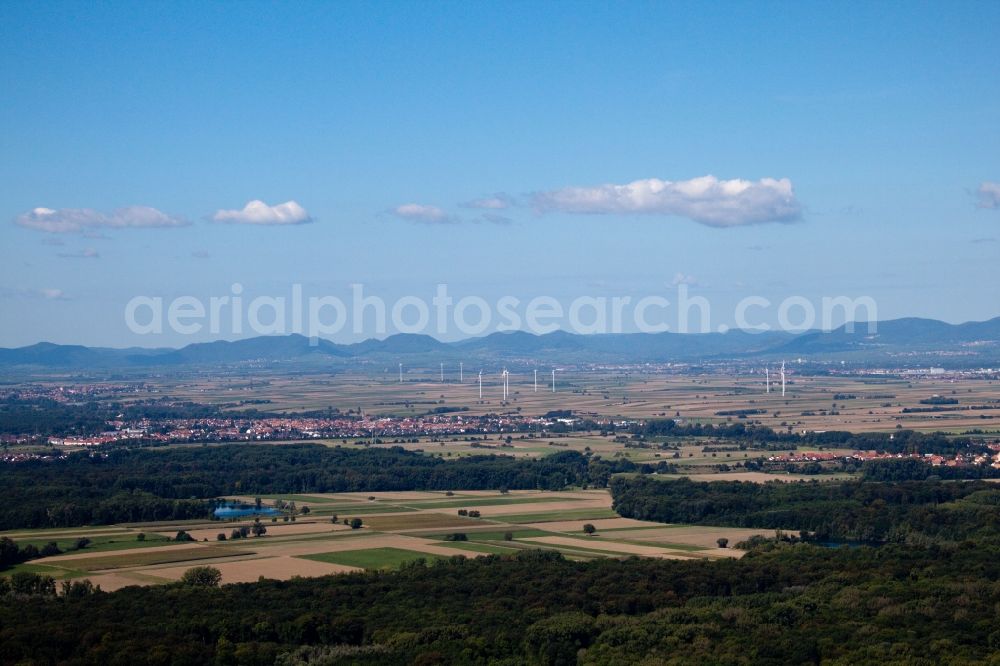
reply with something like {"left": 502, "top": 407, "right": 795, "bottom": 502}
{"left": 398, "top": 362, "right": 402, "bottom": 383}
{"left": 440, "top": 362, "right": 444, "bottom": 383}
{"left": 765, "top": 367, "right": 770, "bottom": 393}
{"left": 459, "top": 362, "right": 463, "bottom": 383}
{"left": 501, "top": 368, "right": 509, "bottom": 401}
{"left": 534, "top": 369, "right": 538, "bottom": 392}
{"left": 551, "top": 369, "right": 556, "bottom": 393}
{"left": 781, "top": 361, "right": 786, "bottom": 397}
{"left": 478, "top": 370, "right": 483, "bottom": 400}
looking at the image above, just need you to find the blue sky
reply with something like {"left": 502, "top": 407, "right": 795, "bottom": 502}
{"left": 1, "top": 1, "right": 998, "bottom": 347}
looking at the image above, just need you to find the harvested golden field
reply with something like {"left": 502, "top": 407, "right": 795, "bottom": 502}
{"left": 42, "top": 546, "right": 252, "bottom": 572}
{"left": 521, "top": 536, "right": 701, "bottom": 559}
{"left": 520, "top": 517, "right": 660, "bottom": 532}
{"left": 362, "top": 513, "right": 485, "bottom": 531}
{"left": 609, "top": 525, "right": 775, "bottom": 549}
{"left": 152, "top": 556, "right": 361, "bottom": 584}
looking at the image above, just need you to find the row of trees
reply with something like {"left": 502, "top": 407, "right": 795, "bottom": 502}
{"left": 630, "top": 419, "right": 985, "bottom": 456}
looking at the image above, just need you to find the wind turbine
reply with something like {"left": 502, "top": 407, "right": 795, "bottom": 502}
{"left": 534, "top": 369, "right": 538, "bottom": 392}
{"left": 440, "top": 362, "right": 444, "bottom": 383}
{"left": 551, "top": 369, "right": 556, "bottom": 393}
{"left": 398, "top": 363, "right": 403, "bottom": 383}
{"left": 459, "top": 362, "right": 463, "bottom": 383}
{"left": 501, "top": 368, "right": 509, "bottom": 401}
{"left": 765, "top": 367, "right": 770, "bottom": 393}
{"left": 478, "top": 370, "right": 483, "bottom": 400}
{"left": 781, "top": 361, "right": 786, "bottom": 397}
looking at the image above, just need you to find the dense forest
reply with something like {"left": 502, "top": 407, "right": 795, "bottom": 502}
{"left": 630, "top": 419, "right": 983, "bottom": 455}
{"left": 0, "top": 444, "right": 645, "bottom": 530}
{"left": 3, "top": 541, "right": 1000, "bottom": 664}
{"left": 610, "top": 475, "right": 1000, "bottom": 543}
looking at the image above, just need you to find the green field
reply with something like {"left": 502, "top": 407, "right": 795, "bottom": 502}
{"left": 299, "top": 547, "right": 444, "bottom": 570}
{"left": 16, "top": 532, "right": 172, "bottom": 554}
{"left": 2, "top": 562, "right": 88, "bottom": 580}
{"left": 493, "top": 508, "right": 620, "bottom": 523}
{"left": 363, "top": 513, "right": 484, "bottom": 531}
{"left": 403, "top": 496, "right": 559, "bottom": 509}
{"left": 436, "top": 541, "right": 519, "bottom": 555}
{"left": 424, "top": 528, "right": 552, "bottom": 541}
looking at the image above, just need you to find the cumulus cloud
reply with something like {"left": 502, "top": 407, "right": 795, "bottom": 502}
{"left": 463, "top": 193, "right": 515, "bottom": 210}
{"left": 211, "top": 200, "right": 312, "bottom": 225}
{"left": 392, "top": 203, "right": 456, "bottom": 224}
{"left": 15, "top": 206, "right": 188, "bottom": 234}
{"left": 57, "top": 248, "right": 100, "bottom": 259}
{"left": 976, "top": 182, "right": 1000, "bottom": 209}
{"left": 532, "top": 175, "right": 802, "bottom": 226}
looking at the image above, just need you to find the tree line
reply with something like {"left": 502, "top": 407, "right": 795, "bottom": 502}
{"left": 0, "top": 444, "right": 642, "bottom": 530}
{"left": 610, "top": 475, "right": 1000, "bottom": 543}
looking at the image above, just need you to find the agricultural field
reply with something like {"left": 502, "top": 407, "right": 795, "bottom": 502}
{"left": 0, "top": 488, "right": 770, "bottom": 591}
{"left": 130, "top": 369, "right": 1000, "bottom": 435}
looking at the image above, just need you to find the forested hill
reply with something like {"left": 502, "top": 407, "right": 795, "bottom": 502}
{"left": 3, "top": 314, "right": 999, "bottom": 369}
{"left": 0, "top": 444, "right": 643, "bottom": 530}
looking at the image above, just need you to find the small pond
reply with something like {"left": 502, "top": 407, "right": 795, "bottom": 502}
{"left": 213, "top": 503, "right": 281, "bottom": 519}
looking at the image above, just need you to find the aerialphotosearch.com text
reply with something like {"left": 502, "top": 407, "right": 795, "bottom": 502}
{"left": 124, "top": 283, "right": 879, "bottom": 339}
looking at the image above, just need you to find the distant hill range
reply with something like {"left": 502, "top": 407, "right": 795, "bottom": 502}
{"left": 2, "top": 316, "right": 999, "bottom": 370}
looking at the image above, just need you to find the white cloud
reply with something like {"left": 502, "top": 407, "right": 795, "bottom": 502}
{"left": 392, "top": 203, "right": 456, "bottom": 224}
{"left": 976, "top": 181, "right": 1000, "bottom": 209}
{"left": 15, "top": 206, "right": 188, "bottom": 234}
{"left": 212, "top": 200, "right": 312, "bottom": 225}
{"left": 463, "top": 193, "right": 515, "bottom": 210}
{"left": 532, "top": 175, "right": 802, "bottom": 226}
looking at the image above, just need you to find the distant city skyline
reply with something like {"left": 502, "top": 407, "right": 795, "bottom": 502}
{"left": 1, "top": 2, "right": 998, "bottom": 347}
